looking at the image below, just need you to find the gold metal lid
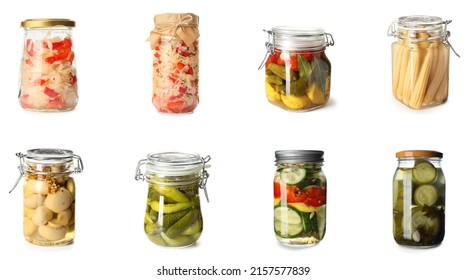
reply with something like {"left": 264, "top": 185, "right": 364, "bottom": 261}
{"left": 396, "top": 150, "right": 443, "bottom": 158}
{"left": 21, "top": 18, "right": 75, "bottom": 28}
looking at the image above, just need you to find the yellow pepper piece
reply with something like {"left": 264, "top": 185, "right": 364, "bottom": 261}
{"left": 265, "top": 81, "right": 281, "bottom": 103}
{"left": 281, "top": 94, "right": 310, "bottom": 110}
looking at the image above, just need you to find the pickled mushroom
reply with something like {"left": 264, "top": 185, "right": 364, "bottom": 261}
{"left": 24, "top": 179, "right": 50, "bottom": 195}
{"left": 24, "top": 217, "right": 38, "bottom": 236}
{"left": 32, "top": 206, "right": 53, "bottom": 226}
{"left": 53, "top": 209, "right": 72, "bottom": 226}
{"left": 24, "top": 194, "right": 45, "bottom": 209}
{"left": 38, "top": 225, "right": 67, "bottom": 241}
{"left": 44, "top": 188, "right": 73, "bottom": 213}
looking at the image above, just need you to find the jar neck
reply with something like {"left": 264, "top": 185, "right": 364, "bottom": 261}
{"left": 276, "top": 162, "right": 323, "bottom": 170}
{"left": 397, "top": 157, "right": 442, "bottom": 168}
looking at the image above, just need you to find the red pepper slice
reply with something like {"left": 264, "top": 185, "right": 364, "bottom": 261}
{"left": 286, "top": 185, "right": 307, "bottom": 203}
{"left": 43, "top": 87, "right": 60, "bottom": 99}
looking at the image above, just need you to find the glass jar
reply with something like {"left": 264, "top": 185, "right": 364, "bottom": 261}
{"left": 135, "top": 152, "right": 210, "bottom": 247}
{"left": 261, "top": 27, "right": 334, "bottom": 111}
{"left": 19, "top": 19, "right": 78, "bottom": 111}
{"left": 393, "top": 150, "right": 445, "bottom": 247}
{"left": 388, "top": 16, "right": 457, "bottom": 109}
{"left": 274, "top": 150, "right": 326, "bottom": 246}
{"left": 12, "top": 149, "right": 83, "bottom": 246}
{"left": 147, "top": 13, "right": 200, "bottom": 113}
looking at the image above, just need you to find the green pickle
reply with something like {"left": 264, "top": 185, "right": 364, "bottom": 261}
{"left": 144, "top": 174, "right": 203, "bottom": 247}
{"left": 393, "top": 155, "right": 445, "bottom": 247}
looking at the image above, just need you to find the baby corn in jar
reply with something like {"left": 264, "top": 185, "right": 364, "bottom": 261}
{"left": 388, "top": 16, "right": 458, "bottom": 109}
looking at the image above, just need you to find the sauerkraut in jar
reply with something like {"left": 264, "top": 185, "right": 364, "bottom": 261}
{"left": 19, "top": 19, "right": 78, "bottom": 112}
{"left": 148, "top": 13, "right": 200, "bottom": 114}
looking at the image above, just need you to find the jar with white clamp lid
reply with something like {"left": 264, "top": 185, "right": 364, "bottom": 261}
{"left": 260, "top": 27, "right": 334, "bottom": 111}
{"left": 135, "top": 152, "right": 210, "bottom": 247}
{"left": 388, "top": 16, "right": 459, "bottom": 109}
{"left": 12, "top": 148, "right": 83, "bottom": 246}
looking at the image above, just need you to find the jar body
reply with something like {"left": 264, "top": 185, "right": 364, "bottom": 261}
{"left": 19, "top": 27, "right": 78, "bottom": 111}
{"left": 144, "top": 172, "right": 203, "bottom": 247}
{"left": 23, "top": 163, "right": 76, "bottom": 246}
{"left": 274, "top": 162, "right": 326, "bottom": 246}
{"left": 391, "top": 39, "right": 449, "bottom": 109}
{"left": 393, "top": 157, "right": 445, "bottom": 247}
{"left": 152, "top": 36, "right": 199, "bottom": 113}
{"left": 266, "top": 49, "right": 331, "bottom": 111}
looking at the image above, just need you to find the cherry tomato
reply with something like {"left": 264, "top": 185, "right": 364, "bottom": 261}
{"left": 286, "top": 185, "right": 306, "bottom": 203}
{"left": 265, "top": 55, "right": 277, "bottom": 68}
{"left": 287, "top": 55, "right": 299, "bottom": 71}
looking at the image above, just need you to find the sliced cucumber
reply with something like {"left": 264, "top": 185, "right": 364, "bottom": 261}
{"left": 412, "top": 160, "right": 436, "bottom": 184}
{"left": 274, "top": 220, "right": 303, "bottom": 238}
{"left": 410, "top": 207, "right": 440, "bottom": 236}
{"left": 414, "top": 184, "right": 438, "bottom": 206}
{"left": 274, "top": 206, "right": 302, "bottom": 224}
{"left": 280, "top": 168, "right": 306, "bottom": 185}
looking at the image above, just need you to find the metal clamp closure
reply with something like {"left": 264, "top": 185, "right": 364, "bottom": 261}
{"left": 200, "top": 155, "right": 211, "bottom": 202}
{"left": 442, "top": 20, "right": 460, "bottom": 58}
{"left": 258, "top": 30, "right": 275, "bottom": 70}
{"left": 9, "top": 153, "right": 26, "bottom": 193}
{"left": 134, "top": 159, "right": 148, "bottom": 181}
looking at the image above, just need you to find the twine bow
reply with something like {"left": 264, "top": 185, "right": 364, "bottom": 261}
{"left": 147, "top": 13, "right": 199, "bottom": 49}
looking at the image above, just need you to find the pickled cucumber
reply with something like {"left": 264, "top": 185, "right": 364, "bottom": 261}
{"left": 160, "top": 232, "right": 193, "bottom": 247}
{"left": 267, "top": 63, "right": 298, "bottom": 81}
{"left": 289, "top": 79, "right": 308, "bottom": 96}
{"left": 162, "top": 208, "right": 191, "bottom": 228}
{"left": 148, "top": 200, "right": 193, "bottom": 213}
{"left": 166, "top": 210, "right": 197, "bottom": 238}
{"left": 266, "top": 75, "right": 284, "bottom": 85}
{"left": 151, "top": 185, "right": 189, "bottom": 202}
{"left": 412, "top": 160, "right": 437, "bottom": 184}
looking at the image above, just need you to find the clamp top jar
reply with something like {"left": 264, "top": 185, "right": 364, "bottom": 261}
{"left": 135, "top": 152, "right": 210, "bottom": 247}
{"left": 13, "top": 148, "right": 83, "bottom": 246}
{"left": 261, "top": 27, "right": 334, "bottom": 112}
{"left": 19, "top": 19, "right": 78, "bottom": 111}
{"left": 388, "top": 15, "right": 458, "bottom": 109}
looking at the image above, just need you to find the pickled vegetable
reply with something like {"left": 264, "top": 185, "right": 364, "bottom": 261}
{"left": 391, "top": 33, "right": 449, "bottom": 109}
{"left": 23, "top": 169, "right": 75, "bottom": 246}
{"left": 274, "top": 163, "right": 326, "bottom": 245}
{"left": 393, "top": 160, "right": 445, "bottom": 247}
{"left": 19, "top": 36, "right": 78, "bottom": 111}
{"left": 144, "top": 177, "right": 202, "bottom": 247}
{"left": 265, "top": 50, "right": 331, "bottom": 111}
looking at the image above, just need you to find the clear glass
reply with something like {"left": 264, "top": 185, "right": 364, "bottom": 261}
{"left": 152, "top": 36, "right": 199, "bottom": 113}
{"left": 23, "top": 159, "right": 76, "bottom": 246}
{"left": 144, "top": 172, "right": 203, "bottom": 247}
{"left": 273, "top": 162, "right": 326, "bottom": 246}
{"left": 391, "top": 18, "right": 450, "bottom": 109}
{"left": 393, "top": 157, "right": 445, "bottom": 247}
{"left": 265, "top": 48, "right": 331, "bottom": 111}
{"left": 19, "top": 27, "right": 78, "bottom": 111}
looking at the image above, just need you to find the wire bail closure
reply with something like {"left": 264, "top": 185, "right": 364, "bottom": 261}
{"left": 258, "top": 29, "right": 334, "bottom": 70}
{"left": 135, "top": 154, "right": 211, "bottom": 202}
{"left": 388, "top": 19, "right": 460, "bottom": 58}
{"left": 9, "top": 152, "right": 84, "bottom": 194}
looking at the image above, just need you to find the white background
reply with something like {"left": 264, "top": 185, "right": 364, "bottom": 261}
{"left": 0, "top": 0, "right": 465, "bottom": 279}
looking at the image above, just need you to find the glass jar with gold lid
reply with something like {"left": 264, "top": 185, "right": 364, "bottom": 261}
{"left": 19, "top": 18, "right": 78, "bottom": 111}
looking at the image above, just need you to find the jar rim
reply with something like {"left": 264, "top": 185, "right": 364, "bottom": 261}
{"left": 146, "top": 152, "right": 206, "bottom": 175}
{"left": 397, "top": 15, "right": 443, "bottom": 29}
{"left": 26, "top": 148, "right": 74, "bottom": 160}
{"left": 275, "top": 150, "right": 324, "bottom": 163}
{"left": 396, "top": 150, "right": 443, "bottom": 158}
{"left": 21, "top": 18, "right": 75, "bottom": 28}
{"left": 270, "top": 26, "right": 330, "bottom": 51}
